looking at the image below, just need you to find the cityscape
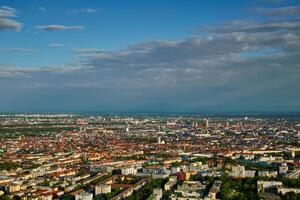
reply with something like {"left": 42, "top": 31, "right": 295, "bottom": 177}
{"left": 1, "top": 113, "right": 300, "bottom": 200}
{"left": 1, "top": 0, "right": 300, "bottom": 199}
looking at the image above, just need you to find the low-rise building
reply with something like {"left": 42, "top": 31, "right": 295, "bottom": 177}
{"left": 95, "top": 184, "right": 111, "bottom": 195}
{"left": 75, "top": 192, "right": 93, "bottom": 200}
{"left": 171, "top": 181, "right": 206, "bottom": 200}
{"left": 278, "top": 186, "right": 300, "bottom": 195}
{"left": 7, "top": 183, "right": 21, "bottom": 193}
{"left": 152, "top": 188, "right": 162, "bottom": 200}
{"left": 257, "top": 181, "right": 282, "bottom": 193}
{"left": 205, "top": 180, "right": 221, "bottom": 200}
{"left": 121, "top": 167, "right": 137, "bottom": 176}
{"left": 228, "top": 165, "right": 255, "bottom": 178}
{"left": 258, "top": 170, "right": 278, "bottom": 178}
{"left": 165, "top": 176, "right": 177, "bottom": 191}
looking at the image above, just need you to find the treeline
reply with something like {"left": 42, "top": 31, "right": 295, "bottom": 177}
{"left": 0, "top": 161, "right": 21, "bottom": 171}
{"left": 0, "top": 127, "right": 76, "bottom": 135}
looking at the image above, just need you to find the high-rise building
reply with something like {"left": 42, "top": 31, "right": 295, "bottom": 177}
{"left": 296, "top": 124, "right": 300, "bottom": 137}
{"left": 205, "top": 119, "right": 209, "bottom": 129}
{"left": 157, "top": 136, "right": 161, "bottom": 144}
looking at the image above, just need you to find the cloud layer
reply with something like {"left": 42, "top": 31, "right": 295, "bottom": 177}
{"left": 0, "top": 48, "right": 37, "bottom": 52}
{"left": 0, "top": 6, "right": 22, "bottom": 31}
{"left": 1, "top": 5, "right": 300, "bottom": 112}
{"left": 37, "top": 25, "right": 85, "bottom": 31}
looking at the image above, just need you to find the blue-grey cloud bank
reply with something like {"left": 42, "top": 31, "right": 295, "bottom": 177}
{"left": 0, "top": 0, "right": 300, "bottom": 112}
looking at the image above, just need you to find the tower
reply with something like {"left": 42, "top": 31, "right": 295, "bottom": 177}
{"left": 80, "top": 126, "right": 86, "bottom": 133}
{"left": 205, "top": 119, "right": 209, "bottom": 129}
{"left": 157, "top": 136, "right": 161, "bottom": 144}
{"left": 296, "top": 124, "right": 300, "bottom": 137}
{"left": 239, "top": 121, "right": 243, "bottom": 127}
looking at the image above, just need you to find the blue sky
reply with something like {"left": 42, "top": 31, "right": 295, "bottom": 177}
{"left": 0, "top": 0, "right": 300, "bottom": 112}
{"left": 0, "top": 0, "right": 277, "bottom": 66}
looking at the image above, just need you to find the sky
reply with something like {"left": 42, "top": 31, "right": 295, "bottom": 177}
{"left": 0, "top": 0, "right": 300, "bottom": 113}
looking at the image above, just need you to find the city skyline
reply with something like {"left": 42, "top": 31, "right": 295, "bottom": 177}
{"left": 1, "top": 0, "right": 300, "bottom": 112}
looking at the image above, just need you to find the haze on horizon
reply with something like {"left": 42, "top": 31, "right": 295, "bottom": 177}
{"left": 0, "top": 0, "right": 300, "bottom": 112}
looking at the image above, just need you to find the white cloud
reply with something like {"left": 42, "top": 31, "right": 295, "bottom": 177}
{"left": 38, "top": 6, "right": 46, "bottom": 12}
{"left": 36, "top": 25, "right": 85, "bottom": 31}
{"left": 81, "top": 8, "right": 97, "bottom": 14}
{"left": 67, "top": 8, "right": 98, "bottom": 15}
{"left": 72, "top": 48, "right": 105, "bottom": 54}
{"left": 48, "top": 43, "right": 70, "bottom": 47}
{"left": 0, "top": 6, "right": 16, "bottom": 17}
{"left": 253, "top": 6, "right": 300, "bottom": 17}
{"left": 0, "top": 6, "right": 22, "bottom": 31}
{"left": 0, "top": 48, "right": 38, "bottom": 52}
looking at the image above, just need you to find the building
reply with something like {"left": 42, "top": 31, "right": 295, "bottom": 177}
{"left": 278, "top": 186, "right": 300, "bottom": 195}
{"left": 177, "top": 171, "right": 186, "bottom": 181}
{"left": 7, "top": 183, "right": 21, "bottom": 193}
{"left": 95, "top": 184, "right": 111, "bottom": 195}
{"left": 257, "top": 181, "right": 282, "bottom": 193}
{"left": 205, "top": 181, "right": 221, "bottom": 200}
{"left": 0, "top": 177, "right": 13, "bottom": 184}
{"left": 171, "top": 167, "right": 180, "bottom": 174}
{"left": 279, "top": 164, "right": 289, "bottom": 175}
{"left": 152, "top": 188, "right": 162, "bottom": 200}
{"left": 40, "top": 193, "right": 53, "bottom": 200}
{"left": 157, "top": 136, "right": 161, "bottom": 144}
{"left": 285, "top": 169, "right": 300, "bottom": 179}
{"left": 295, "top": 124, "right": 300, "bottom": 137}
{"left": 157, "top": 136, "right": 165, "bottom": 144}
{"left": 228, "top": 165, "right": 255, "bottom": 178}
{"left": 121, "top": 167, "right": 137, "bottom": 175}
{"left": 165, "top": 176, "right": 177, "bottom": 191}
{"left": 205, "top": 119, "right": 209, "bottom": 129}
{"left": 75, "top": 192, "right": 93, "bottom": 200}
{"left": 258, "top": 171, "right": 278, "bottom": 178}
{"left": 171, "top": 181, "right": 206, "bottom": 200}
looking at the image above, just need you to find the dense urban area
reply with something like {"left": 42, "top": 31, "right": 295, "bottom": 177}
{"left": 1, "top": 113, "right": 300, "bottom": 200}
